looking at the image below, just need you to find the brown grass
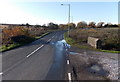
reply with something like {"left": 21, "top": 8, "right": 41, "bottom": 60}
{"left": 2, "top": 26, "right": 46, "bottom": 45}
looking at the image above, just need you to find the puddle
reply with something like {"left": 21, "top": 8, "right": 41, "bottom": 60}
{"left": 69, "top": 52, "right": 79, "bottom": 55}
{"left": 56, "top": 40, "right": 71, "bottom": 49}
{"left": 51, "top": 39, "right": 71, "bottom": 51}
{"left": 51, "top": 39, "right": 71, "bottom": 63}
{"left": 46, "top": 39, "right": 70, "bottom": 80}
{"left": 87, "top": 64, "right": 109, "bottom": 77}
{"left": 53, "top": 40, "right": 79, "bottom": 55}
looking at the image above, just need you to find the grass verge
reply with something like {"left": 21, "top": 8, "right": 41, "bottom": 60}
{"left": 0, "top": 32, "right": 50, "bottom": 52}
{"left": 64, "top": 32, "right": 120, "bottom": 53}
{"left": 35, "top": 32, "right": 50, "bottom": 39}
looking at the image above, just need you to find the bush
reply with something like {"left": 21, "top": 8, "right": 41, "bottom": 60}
{"left": 11, "top": 35, "right": 35, "bottom": 44}
{"left": 2, "top": 26, "right": 47, "bottom": 45}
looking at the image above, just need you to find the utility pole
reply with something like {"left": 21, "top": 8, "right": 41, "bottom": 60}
{"left": 61, "top": 4, "right": 71, "bottom": 36}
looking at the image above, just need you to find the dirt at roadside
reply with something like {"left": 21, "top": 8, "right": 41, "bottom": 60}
{"left": 68, "top": 47, "right": 118, "bottom": 81}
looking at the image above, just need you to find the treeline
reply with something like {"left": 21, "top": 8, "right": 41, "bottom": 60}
{"left": 43, "top": 21, "right": 119, "bottom": 30}
{"left": 76, "top": 21, "right": 119, "bottom": 28}
{"left": 2, "top": 21, "right": 118, "bottom": 30}
{"left": 1, "top": 21, "right": 119, "bottom": 45}
{"left": 59, "top": 21, "right": 120, "bottom": 29}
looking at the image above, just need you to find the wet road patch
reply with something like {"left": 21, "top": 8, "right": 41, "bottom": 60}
{"left": 86, "top": 63, "right": 109, "bottom": 77}
{"left": 69, "top": 52, "right": 79, "bottom": 55}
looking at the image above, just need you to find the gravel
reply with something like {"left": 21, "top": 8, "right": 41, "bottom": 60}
{"left": 68, "top": 47, "right": 119, "bottom": 80}
{"left": 99, "top": 58, "right": 118, "bottom": 80}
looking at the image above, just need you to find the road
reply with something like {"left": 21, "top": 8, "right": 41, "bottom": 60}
{"left": 2, "top": 31, "right": 69, "bottom": 80}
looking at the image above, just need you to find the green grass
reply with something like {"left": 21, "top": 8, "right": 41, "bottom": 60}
{"left": 64, "top": 32, "right": 76, "bottom": 45}
{"left": 0, "top": 32, "right": 50, "bottom": 52}
{"left": 0, "top": 43, "right": 21, "bottom": 52}
{"left": 99, "top": 49, "right": 120, "bottom": 53}
{"left": 35, "top": 32, "right": 50, "bottom": 39}
{"left": 64, "top": 32, "right": 120, "bottom": 53}
{"left": 64, "top": 32, "right": 92, "bottom": 49}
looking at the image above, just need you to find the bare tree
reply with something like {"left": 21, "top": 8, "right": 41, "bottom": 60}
{"left": 118, "top": 24, "right": 120, "bottom": 27}
{"left": 26, "top": 23, "right": 30, "bottom": 28}
{"left": 77, "top": 21, "right": 87, "bottom": 28}
{"left": 88, "top": 22, "right": 96, "bottom": 28}
{"left": 68, "top": 23, "right": 76, "bottom": 29}
{"left": 96, "top": 22, "right": 104, "bottom": 28}
{"left": 59, "top": 24, "right": 68, "bottom": 29}
{"left": 48, "top": 22, "right": 58, "bottom": 29}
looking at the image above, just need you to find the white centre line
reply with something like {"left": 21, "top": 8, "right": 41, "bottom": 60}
{"left": 68, "top": 73, "right": 72, "bottom": 82}
{"left": 26, "top": 45, "right": 44, "bottom": 58}
{"left": 67, "top": 60, "right": 70, "bottom": 64}
{"left": 52, "top": 36, "right": 54, "bottom": 38}
{"left": 47, "top": 39, "right": 51, "bottom": 42}
{"left": 0, "top": 72, "right": 3, "bottom": 75}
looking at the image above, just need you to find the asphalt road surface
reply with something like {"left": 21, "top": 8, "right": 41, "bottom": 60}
{"left": 2, "top": 31, "right": 69, "bottom": 80}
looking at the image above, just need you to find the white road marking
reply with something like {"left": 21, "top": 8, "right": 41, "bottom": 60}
{"left": 68, "top": 73, "right": 72, "bottom": 82}
{"left": 0, "top": 72, "right": 3, "bottom": 75}
{"left": 47, "top": 39, "right": 51, "bottom": 42}
{"left": 52, "top": 36, "right": 54, "bottom": 38}
{"left": 84, "top": 52, "right": 87, "bottom": 55}
{"left": 26, "top": 45, "right": 44, "bottom": 58}
{"left": 67, "top": 60, "right": 70, "bottom": 64}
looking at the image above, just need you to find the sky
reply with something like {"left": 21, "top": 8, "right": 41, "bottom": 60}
{"left": 0, "top": 0, "right": 119, "bottom": 25}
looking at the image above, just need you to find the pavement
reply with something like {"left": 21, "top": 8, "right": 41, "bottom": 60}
{"left": 1, "top": 31, "right": 69, "bottom": 80}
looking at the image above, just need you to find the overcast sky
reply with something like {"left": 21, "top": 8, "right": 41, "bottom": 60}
{"left": 0, "top": 0, "right": 119, "bottom": 25}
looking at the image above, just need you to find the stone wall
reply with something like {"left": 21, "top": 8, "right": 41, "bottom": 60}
{"left": 87, "top": 37, "right": 102, "bottom": 49}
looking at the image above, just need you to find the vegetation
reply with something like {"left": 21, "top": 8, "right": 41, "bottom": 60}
{"left": 67, "top": 28, "right": 119, "bottom": 52}
{"left": 0, "top": 21, "right": 119, "bottom": 52}
{"left": 59, "top": 23, "right": 76, "bottom": 30}
{"left": 0, "top": 26, "right": 50, "bottom": 52}
{"left": 47, "top": 22, "right": 59, "bottom": 29}
{"left": 0, "top": 22, "right": 59, "bottom": 52}
{"left": 64, "top": 21, "right": 119, "bottom": 53}
{"left": 64, "top": 30, "right": 120, "bottom": 53}
{"left": 77, "top": 21, "right": 87, "bottom": 28}
{"left": 88, "top": 21, "right": 96, "bottom": 28}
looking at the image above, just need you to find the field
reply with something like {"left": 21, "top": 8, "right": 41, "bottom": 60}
{"left": 68, "top": 28, "right": 119, "bottom": 51}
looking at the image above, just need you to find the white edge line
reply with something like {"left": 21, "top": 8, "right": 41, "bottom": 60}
{"left": 0, "top": 72, "right": 3, "bottom": 75}
{"left": 67, "top": 60, "right": 70, "bottom": 64}
{"left": 26, "top": 45, "right": 44, "bottom": 58}
{"left": 68, "top": 73, "right": 72, "bottom": 81}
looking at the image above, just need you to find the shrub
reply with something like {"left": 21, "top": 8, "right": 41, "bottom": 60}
{"left": 2, "top": 26, "right": 47, "bottom": 45}
{"left": 11, "top": 35, "right": 35, "bottom": 44}
{"left": 2, "top": 26, "right": 30, "bottom": 44}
